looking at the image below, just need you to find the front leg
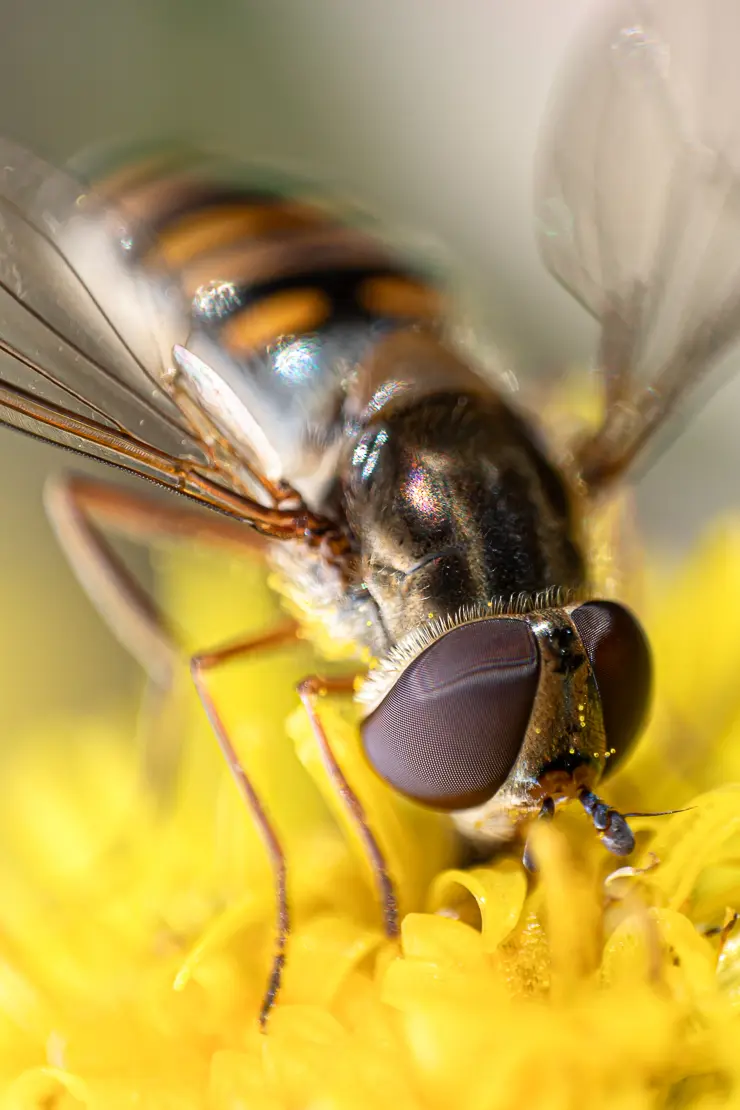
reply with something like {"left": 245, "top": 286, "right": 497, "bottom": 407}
{"left": 297, "top": 674, "right": 400, "bottom": 942}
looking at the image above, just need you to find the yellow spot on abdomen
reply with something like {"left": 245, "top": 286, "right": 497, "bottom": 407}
{"left": 357, "top": 275, "right": 443, "bottom": 320}
{"left": 222, "top": 288, "right": 331, "bottom": 353}
{"left": 147, "top": 203, "right": 329, "bottom": 267}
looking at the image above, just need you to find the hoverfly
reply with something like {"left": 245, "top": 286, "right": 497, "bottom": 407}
{"left": 0, "top": 0, "right": 738, "bottom": 1027}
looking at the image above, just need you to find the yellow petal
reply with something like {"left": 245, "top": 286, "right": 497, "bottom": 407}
{"left": 427, "top": 860, "right": 527, "bottom": 952}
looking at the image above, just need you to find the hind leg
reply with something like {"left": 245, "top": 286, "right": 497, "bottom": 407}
{"left": 44, "top": 472, "right": 267, "bottom": 686}
{"left": 190, "top": 623, "right": 299, "bottom": 1028}
{"left": 46, "top": 473, "right": 303, "bottom": 1028}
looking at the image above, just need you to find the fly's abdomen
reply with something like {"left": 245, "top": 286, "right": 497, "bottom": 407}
{"left": 87, "top": 145, "right": 445, "bottom": 505}
{"left": 93, "top": 146, "right": 443, "bottom": 356}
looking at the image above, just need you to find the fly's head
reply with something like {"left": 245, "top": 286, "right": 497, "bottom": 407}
{"left": 356, "top": 600, "right": 652, "bottom": 862}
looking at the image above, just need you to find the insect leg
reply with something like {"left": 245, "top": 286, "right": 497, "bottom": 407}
{"left": 190, "top": 622, "right": 298, "bottom": 1030}
{"left": 44, "top": 473, "right": 182, "bottom": 688}
{"left": 43, "top": 472, "right": 267, "bottom": 687}
{"left": 44, "top": 473, "right": 277, "bottom": 791}
{"left": 297, "top": 675, "right": 400, "bottom": 941}
{"left": 48, "top": 472, "right": 270, "bottom": 551}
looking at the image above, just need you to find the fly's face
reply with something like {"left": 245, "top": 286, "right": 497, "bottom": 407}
{"left": 357, "top": 601, "right": 652, "bottom": 860}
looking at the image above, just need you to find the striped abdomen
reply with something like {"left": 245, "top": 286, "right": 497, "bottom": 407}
{"left": 88, "top": 147, "right": 448, "bottom": 509}
{"left": 95, "top": 148, "right": 444, "bottom": 360}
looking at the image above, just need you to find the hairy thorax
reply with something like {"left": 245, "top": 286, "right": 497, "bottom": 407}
{"left": 344, "top": 390, "right": 586, "bottom": 649}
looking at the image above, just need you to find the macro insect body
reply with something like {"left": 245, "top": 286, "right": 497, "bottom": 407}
{"left": 0, "top": 0, "right": 738, "bottom": 1025}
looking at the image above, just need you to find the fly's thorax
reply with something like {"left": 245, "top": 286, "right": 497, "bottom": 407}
{"left": 341, "top": 343, "right": 585, "bottom": 647}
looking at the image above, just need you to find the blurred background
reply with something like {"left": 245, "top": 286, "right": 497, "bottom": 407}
{"left": 1, "top": 0, "right": 739, "bottom": 734}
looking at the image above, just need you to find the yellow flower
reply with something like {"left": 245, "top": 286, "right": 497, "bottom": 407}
{"left": 2, "top": 509, "right": 740, "bottom": 1109}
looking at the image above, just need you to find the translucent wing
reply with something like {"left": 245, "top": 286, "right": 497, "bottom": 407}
{"left": 0, "top": 375, "right": 321, "bottom": 538}
{"left": 0, "top": 137, "right": 330, "bottom": 537}
{"left": 535, "top": 0, "right": 740, "bottom": 490}
{"left": 0, "top": 136, "right": 203, "bottom": 455}
{"left": 72, "top": 139, "right": 448, "bottom": 513}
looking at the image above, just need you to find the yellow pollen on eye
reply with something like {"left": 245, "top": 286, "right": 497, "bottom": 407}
{"left": 593, "top": 752, "right": 599, "bottom": 758}
{"left": 578, "top": 704, "right": 584, "bottom": 711}
{"left": 535, "top": 728, "right": 541, "bottom": 735}
{"left": 428, "top": 612, "right": 435, "bottom": 619}
{"left": 569, "top": 747, "right": 575, "bottom": 754}
{"left": 611, "top": 748, "right": 616, "bottom": 755}
{"left": 366, "top": 620, "right": 372, "bottom": 627}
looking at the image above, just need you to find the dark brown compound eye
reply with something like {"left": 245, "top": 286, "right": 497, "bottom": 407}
{"left": 570, "top": 601, "right": 652, "bottom": 775}
{"left": 361, "top": 619, "right": 539, "bottom": 811}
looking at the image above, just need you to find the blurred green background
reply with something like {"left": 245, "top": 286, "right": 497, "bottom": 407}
{"left": 1, "top": 0, "right": 739, "bottom": 734}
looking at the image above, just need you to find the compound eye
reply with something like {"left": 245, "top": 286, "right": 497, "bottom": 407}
{"left": 570, "top": 601, "right": 652, "bottom": 775}
{"left": 360, "top": 619, "right": 539, "bottom": 811}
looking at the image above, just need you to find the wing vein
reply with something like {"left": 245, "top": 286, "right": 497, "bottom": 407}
{"left": 1, "top": 190, "right": 190, "bottom": 437}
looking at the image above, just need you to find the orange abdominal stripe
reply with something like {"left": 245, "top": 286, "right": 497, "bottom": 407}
{"left": 221, "top": 288, "right": 332, "bottom": 353}
{"left": 181, "top": 229, "right": 396, "bottom": 301}
{"left": 93, "top": 152, "right": 192, "bottom": 202}
{"left": 357, "top": 275, "right": 443, "bottom": 320}
{"left": 144, "top": 203, "right": 333, "bottom": 268}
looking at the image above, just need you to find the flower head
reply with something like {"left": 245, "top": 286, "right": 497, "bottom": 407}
{"left": 2, "top": 510, "right": 740, "bottom": 1108}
